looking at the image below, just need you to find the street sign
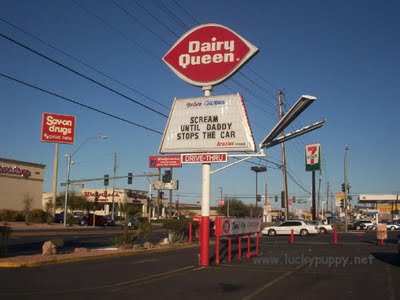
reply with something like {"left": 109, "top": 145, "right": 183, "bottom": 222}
{"left": 163, "top": 23, "right": 258, "bottom": 87}
{"left": 159, "top": 94, "right": 255, "bottom": 153}
{"left": 181, "top": 153, "right": 228, "bottom": 164}
{"left": 70, "top": 184, "right": 84, "bottom": 189}
{"left": 41, "top": 113, "right": 75, "bottom": 144}
{"left": 152, "top": 180, "right": 179, "bottom": 190}
{"left": 149, "top": 156, "right": 182, "bottom": 168}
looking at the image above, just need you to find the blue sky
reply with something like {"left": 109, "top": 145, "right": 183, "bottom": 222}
{"left": 1, "top": 0, "right": 399, "bottom": 210}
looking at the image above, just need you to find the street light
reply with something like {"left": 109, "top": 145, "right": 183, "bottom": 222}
{"left": 251, "top": 166, "right": 267, "bottom": 217}
{"left": 64, "top": 134, "right": 107, "bottom": 226}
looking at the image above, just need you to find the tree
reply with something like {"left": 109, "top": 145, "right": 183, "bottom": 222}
{"left": 56, "top": 192, "right": 89, "bottom": 212}
{"left": 21, "top": 194, "right": 33, "bottom": 224}
{"left": 217, "top": 198, "right": 250, "bottom": 217}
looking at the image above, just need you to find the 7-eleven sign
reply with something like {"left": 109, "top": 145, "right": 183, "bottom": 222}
{"left": 305, "top": 143, "right": 321, "bottom": 171}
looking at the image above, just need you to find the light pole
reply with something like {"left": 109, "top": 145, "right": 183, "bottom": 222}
{"left": 64, "top": 134, "right": 107, "bottom": 226}
{"left": 251, "top": 166, "right": 267, "bottom": 217}
{"left": 344, "top": 145, "right": 349, "bottom": 232}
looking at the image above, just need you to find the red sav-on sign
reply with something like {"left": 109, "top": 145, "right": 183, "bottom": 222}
{"left": 41, "top": 113, "right": 75, "bottom": 144}
{"left": 163, "top": 24, "right": 258, "bottom": 87}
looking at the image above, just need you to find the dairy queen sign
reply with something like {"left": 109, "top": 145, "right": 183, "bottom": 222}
{"left": 163, "top": 23, "right": 258, "bottom": 87}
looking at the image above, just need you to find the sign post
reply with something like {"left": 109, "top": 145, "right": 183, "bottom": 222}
{"left": 305, "top": 143, "right": 321, "bottom": 220}
{"left": 41, "top": 112, "right": 76, "bottom": 218}
{"left": 162, "top": 23, "right": 258, "bottom": 267}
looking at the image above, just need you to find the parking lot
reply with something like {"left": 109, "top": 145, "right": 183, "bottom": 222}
{"left": 0, "top": 230, "right": 399, "bottom": 300}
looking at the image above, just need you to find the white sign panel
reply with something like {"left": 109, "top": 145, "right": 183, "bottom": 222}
{"left": 220, "top": 218, "right": 261, "bottom": 236}
{"left": 159, "top": 94, "right": 255, "bottom": 153}
{"left": 152, "top": 180, "right": 179, "bottom": 190}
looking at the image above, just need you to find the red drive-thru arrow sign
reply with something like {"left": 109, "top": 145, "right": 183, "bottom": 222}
{"left": 181, "top": 153, "right": 228, "bottom": 164}
{"left": 163, "top": 24, "right": 258, "bottom": 87}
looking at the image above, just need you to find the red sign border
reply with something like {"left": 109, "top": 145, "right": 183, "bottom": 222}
{"left": 162, "top": 23, "right": 259, "bottom": 87}
{"left": 40, "top": 112, "right": 76, "bottom": 145}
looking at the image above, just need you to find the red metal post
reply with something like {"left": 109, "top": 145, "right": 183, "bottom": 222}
{"left": 200, "top": 216, "right": 210, "bottom": 266}
{"left": 380, "top": 239, "right": 384, "bottom": 246}
{"left": 188, "top": 222, "right": 192, "bottom": 243}
{"left": 238, "top": 235, "right": 242, "bottom": 261}
{"left": 333, "top": 228, "right": 338, "bottom": 245}
{"left": 256, "top": 233, "right": 259, "bottom": 256}
{"left": 246, "top": 235, "right": 251, "bottom": 259}
{"left": 290, "top": 229, "right": 294, "bottom": 244}
{"left": 228, "top": 237, "right": 232, "bottom": 263}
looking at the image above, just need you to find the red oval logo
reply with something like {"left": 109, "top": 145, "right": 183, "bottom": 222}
{"left": 163, "top": 24, "right": 258, "bottom": 87}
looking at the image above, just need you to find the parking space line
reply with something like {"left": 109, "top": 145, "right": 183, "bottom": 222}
{"left": 110, "top": 265, "right": 196, "bottom": 292}
{"left": 242, "top": 263, "right": 306, "bottom": 300}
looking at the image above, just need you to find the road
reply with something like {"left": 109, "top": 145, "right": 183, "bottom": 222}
{"left": 0, "top": 230, "right": 399, "bottom": 299}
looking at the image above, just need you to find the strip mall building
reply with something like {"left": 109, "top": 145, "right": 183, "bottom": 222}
{"left": 0, "top": 158, "right": 46, "bottom": 211}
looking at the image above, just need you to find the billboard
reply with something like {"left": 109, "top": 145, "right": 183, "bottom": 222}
{"left": 149, "top": 156, "right": 181, "bottom": 168}
{"left": 159, "top": 94, "right": 255, "bottom": 153}
{"left": 41, "top": 113, "right": 75, "bottom": 144}
{"left": 305, "top": 143, "right": 321, "bottom": 171}
{"left": 163, "top": 23, "right": 258, "bottom": 87}
{"left": 217, "top": 218, "right": 261, "bottom": 237}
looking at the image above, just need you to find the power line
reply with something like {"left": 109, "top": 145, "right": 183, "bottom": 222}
{"left": 0, "top": 17, "right": 170, "bottom": 111}
{"left": 0, "top": 31, "right": 169, "bottom": 118}
{"left": 0, "top": 72, "right": 163, "bottom": 135}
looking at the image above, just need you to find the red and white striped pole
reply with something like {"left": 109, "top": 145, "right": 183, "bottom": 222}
{"left": 199, "top": 87, "right": 212, "bottom": 267}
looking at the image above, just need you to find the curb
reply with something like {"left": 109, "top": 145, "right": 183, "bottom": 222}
{"left": 0, "top": 243, "right": 200, "bottom": 268}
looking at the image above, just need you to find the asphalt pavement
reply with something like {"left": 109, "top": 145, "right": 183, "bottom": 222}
{"left": 0, "top": 230, "right": 399, "bottom": 300}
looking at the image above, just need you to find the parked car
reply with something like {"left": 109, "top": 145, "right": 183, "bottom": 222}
{"left": 81, "top": 214, "right": 110, "bottom": 226}
{"left": 368, "top": 223, "right": 400, "bottom": 231}
{"left": 261, "top": 220, "right": 319, "bottom": 236}
{"left": 125, "top": 217, "right": 149, "bottom": 229}
{"left": 308, "top": 220, "right": 333, "bottom": 234}
{"left": 349, "top": 220, "right": 373, "bottom": 230}
{"left": 54, "top": 213, "right": 64, "bottom": 223}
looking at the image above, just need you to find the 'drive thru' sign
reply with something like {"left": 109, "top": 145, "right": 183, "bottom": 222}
{"left": 181, "top": 153, "right": 227, "bottom": 164}
{"left": 163, "top": 23, "right": 258, "bottom": 87}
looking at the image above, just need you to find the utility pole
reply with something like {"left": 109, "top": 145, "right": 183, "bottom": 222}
{"left": 317, "top": 169, "right": 322, "bottom": 219}
{"left": 344, "top": 145, "right": 349, "bottom": 232}
{"left": 111, "top": 152, "right": 117, "bottom": 221}
{"left": 278, "top": 90, "right": 289, "bottom": 220}
{"left": 326, "top": 182, "right": 330, "bottom": 217}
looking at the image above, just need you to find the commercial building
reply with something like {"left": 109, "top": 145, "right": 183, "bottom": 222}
{"left": 0, "top": 157, "right": 46, "bottom": 211}
{"left": 358, "top": 194, "right": 400, "bottom": 220}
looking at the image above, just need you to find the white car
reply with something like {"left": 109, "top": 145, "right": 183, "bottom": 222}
{"left": 369, "top": 223, "right": 400, "bottom": 231}
{"left": 262, "top": 220, "right": 319, "bottom": 236}
{"left": 308, "top": 220, "right": 333, "bottom": 234}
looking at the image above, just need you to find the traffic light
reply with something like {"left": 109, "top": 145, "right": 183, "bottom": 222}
{"left": 162, "top": 170, "right": 172, "bottom": 183}
{"left": 128, "top": 172, "right": 133, "bottom": 184}
{"left": 340, "top": 199, "right": 344, "bottom": 209}
{"left": 256, "top": 194, "right": 261, "bottom": 202}
{"left": 104, "top": 174, "right": 109, "bottom": 186}
{"left": 94, "top": 191, "right": 99, "bottom": 202}
{"left": 346, "top": 183, "right": 351, "bottom": 194}
{"left": 341, "top": 183, "right": 345, "bottom": 192}
{"left": 281, "top": 191, "right": 285, "bottom": 208}
{"left": 275, "top": 195, "right": 278, "bottom": 202}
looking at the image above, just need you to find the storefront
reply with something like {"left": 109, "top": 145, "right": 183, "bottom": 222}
{"left": 0, "top": 158, "right": 46, "bottom": 211}
{"left": 81, "top": 188, "right": 150, "bottom": 216}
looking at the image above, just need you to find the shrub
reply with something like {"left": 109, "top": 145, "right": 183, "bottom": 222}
{"left": 113, "top": 232, "right": 138, "bottom": 246}
{"left": 0, "top": 209, "right": 15, "bottom": 222}
{"left": 50, "top": 238, "right": 64, "bottom": 248}
{"left": 30, "top": 209, "right": 49, "bottom": 223}
{"left": 163, "top": 219, "right": 193, "bottom": 243}
{"left": 12, "top": 211, "right": 25, "bottom": 222}
{"left": 0, "top": 224, "right": 12, "bottom": 256}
